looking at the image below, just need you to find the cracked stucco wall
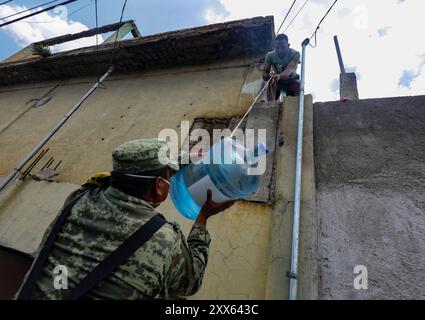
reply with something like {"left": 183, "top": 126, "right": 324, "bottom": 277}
{"left": 0, "top": 58, "right": 317, "bottom": 299}
{"left": 314, "top": 97, "right": 425, "bottom": 299}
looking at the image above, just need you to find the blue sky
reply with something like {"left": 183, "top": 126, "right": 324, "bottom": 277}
{"left": 0, "top": 0, "right": 228, "bottom": 59}
{"left": 1, "top": 0, "right": 425, "bottom": 101}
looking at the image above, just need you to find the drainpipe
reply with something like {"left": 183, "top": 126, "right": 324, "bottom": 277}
{"left": 288, "top": 38, "right": 309, "bottom": 300}
{"left": 0, "top": 66, "right": 114, "bottom": 193}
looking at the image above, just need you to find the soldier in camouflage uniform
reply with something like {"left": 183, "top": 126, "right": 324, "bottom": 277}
{"left": 30, "top": 138, "right": 234, "bottom": 299}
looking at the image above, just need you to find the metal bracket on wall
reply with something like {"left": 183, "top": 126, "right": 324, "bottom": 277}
{"left": 32, "top": 157, "right": 62, "bottom": 182}
{"left": 19, "top": 149, "right": 49, "bottom": 180}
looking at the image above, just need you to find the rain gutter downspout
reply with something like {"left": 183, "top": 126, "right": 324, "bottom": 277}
{"left": 0, "top": 66, "right": 114, "bottom": 193}
{"left": 289, "top": 38, "right": 310, "bottom": 300}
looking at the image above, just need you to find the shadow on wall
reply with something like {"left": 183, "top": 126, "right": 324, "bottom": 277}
{"left": 0, "top": 246, "right": 32, "bottom": 299}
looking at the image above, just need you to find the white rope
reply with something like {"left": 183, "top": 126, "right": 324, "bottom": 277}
{"left": 230, "top": 77, "right": 273, "bottom": 137}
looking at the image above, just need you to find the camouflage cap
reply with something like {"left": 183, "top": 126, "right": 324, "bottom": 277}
{"left": 112, "top": 138, "right": 179, "bottom": 173}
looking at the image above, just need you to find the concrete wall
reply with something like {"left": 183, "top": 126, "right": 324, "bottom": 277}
{"left": 265, "top": 95, "right": 318, "bottom": 300}
{"left": 0, "top": 57, "right": 318, "bottom": 299}
{"left": 314, "top": 96, "right": 425, "bottom": 299}
{"left": 0, "top": 59, "right": 260, "bottom": 184}
{"left": 0, "top": 180, "right": 78, "bottom": 254}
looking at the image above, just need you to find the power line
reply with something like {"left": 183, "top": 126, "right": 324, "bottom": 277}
{"left": 109, "top": 0, "right": 128, "bottom": 68}
{"left": 95, "top": 0, "right": 99, "bottom": 48}
{"left": 276, "top": 0, "right": 297, "bottom": 35}
{"left": 0, "top": 0, "right": 13, "bottom": 6}
{"left": 0, "top": 0, "right": 60, "bottom": 21}
{"left": 94, "top": 0, "right": 106, "bottom": 87}
{"left": 308, "top": 0, "right": 339, "bottom": 47}
{"left": 20, "top": 1, "right": 94, "bottom": 24}
{"left": 283, "top": 0, "right": 309, "bottom": 33}
{"left": 0, "top": 0, "right": 78, "bottom": 27}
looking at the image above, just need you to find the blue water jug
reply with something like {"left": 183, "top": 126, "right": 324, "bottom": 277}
{"left": 170, "top": 137, "right": 268, "bottom": 220}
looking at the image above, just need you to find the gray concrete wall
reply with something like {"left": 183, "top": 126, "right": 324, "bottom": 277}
{"left": 314, "top": 96, "right": 425, "bottom": 299}
{"left": 339, "top": 73, "right": 359, "bottom": 101}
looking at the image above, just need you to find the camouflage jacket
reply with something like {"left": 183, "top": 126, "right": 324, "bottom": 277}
{"left": 31, "top": 186, "right": 210, "bottom": 300}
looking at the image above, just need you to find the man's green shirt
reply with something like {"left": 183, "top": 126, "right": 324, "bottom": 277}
{"left": 265, "top": 48, "right": 300, "bottom": 75}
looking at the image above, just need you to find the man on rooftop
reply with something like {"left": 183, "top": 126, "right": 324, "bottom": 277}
{"left": 263, "top": 34, "right": 301, "bottom": 98}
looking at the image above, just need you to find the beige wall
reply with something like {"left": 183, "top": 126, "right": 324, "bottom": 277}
{"left": 265, "top": 96, "right": 318, "bottom": 300}
{"left": 0, "top": 58, "right": 317, "bottom": 299}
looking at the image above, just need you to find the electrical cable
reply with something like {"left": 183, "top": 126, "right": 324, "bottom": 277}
{"left": 94, "top": 0, "right": 107, "bottom": 88}
{"left": 283, "top": 0, "right": 309, "bottom": 33}
{"left": 0, "top": 0, "right": 13, "bottom": 6}
{"left": 308, "top": 0, "right": 338, "bottom": 47}
{"left": 21, "top": 1, "right": 94, "bottom": 24}
{"left": 95, "top": 0, "right": 98, "bottom": 49}
{"left": 243, "top": 0, "right": 311, "bottom": 136}
{"left": 276, "top": 0, "right": 296, "bottom": 35}
{"left": 0, "top": 0, "right": 59, "bottom": 21}
{"left": 0, "top": 0, "right": 77, "bottom": 27}
{"left": 249, "top": 1, "right": 308, "bottom": 132}
{"left": 255, "top": 0, "right": 299, "bottom": 70}
{"left": 108, "top": 0, "right": 128, "bottom": 68}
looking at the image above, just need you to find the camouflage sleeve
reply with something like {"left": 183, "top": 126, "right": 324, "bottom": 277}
{"left": 164, "top": 222, "right": 211, "bottom": 298}
{"left": 39, "top": 187, "right": 89, "bottom": 242}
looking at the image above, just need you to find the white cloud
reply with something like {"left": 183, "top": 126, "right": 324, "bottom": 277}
{"left": 204, "top": 7, "right": 228, "bottom": 24}
{"left": 0, "top": 4, "right": 102, "bottom": 54}
{"left": 204, "top": 0, "right": 425, "bottom": 101}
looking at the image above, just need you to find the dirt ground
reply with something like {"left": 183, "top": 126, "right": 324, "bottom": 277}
{"left": 314, "top": 95, "right": 425, "bottom": 299}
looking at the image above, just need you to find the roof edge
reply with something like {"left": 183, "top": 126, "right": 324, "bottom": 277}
{"left": 0, "top": 16, "right": 275, "bottom": 87}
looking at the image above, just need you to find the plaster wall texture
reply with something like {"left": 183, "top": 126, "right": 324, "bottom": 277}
{"left": 339, "top": 73, "right": 359, "bottom": 101}
{"left": 314, "top": 96, "right": 425, "bottom": 299}
{"left": 0, "top": 59, "right": 258, "bottom": 184}
{"left": 0, "top": 58, "right": 319, "bottom": 299}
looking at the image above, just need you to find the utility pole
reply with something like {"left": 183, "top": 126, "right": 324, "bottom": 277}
{"left": 333, "top": 35, "right": 359, "bottom": 101}
{"left": 333, "top": 35, "right": 346, "bottom": 74}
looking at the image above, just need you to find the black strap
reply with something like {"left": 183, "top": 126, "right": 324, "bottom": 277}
{"left": 17, "top": 189, "right": 166, "bottom": 300}
{"left": 65, "top": 214, "right": 166, "bottom": 300}
{"left": 17, "top": 190, "right": 89, "bottom": 300}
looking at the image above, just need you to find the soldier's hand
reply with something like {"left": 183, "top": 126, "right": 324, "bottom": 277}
{"left": 197, "top": 189, "right": 235, "bottom": 225}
